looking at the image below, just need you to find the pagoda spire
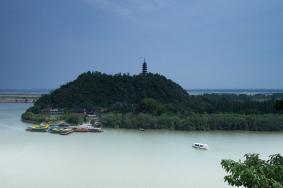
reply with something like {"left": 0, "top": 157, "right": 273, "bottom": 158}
{"left": 142, "top": 58, "right": 148, "bottom": 74}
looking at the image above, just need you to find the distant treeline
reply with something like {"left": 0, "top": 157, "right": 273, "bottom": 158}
{"left": 185, "top": 93, "right": 283, "bottom": 114}
{"left": 101, "top": 113, "right": 283, "bottom": 131}
{"left": 108, "top": 95, "right": 283, "bottom": 115}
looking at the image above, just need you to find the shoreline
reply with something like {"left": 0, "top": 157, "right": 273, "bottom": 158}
{"left": 20, "top": 112, "right": 283, "bottom": 132}
{"left": 20, "top": 119, "right": 283, "bottom": 133}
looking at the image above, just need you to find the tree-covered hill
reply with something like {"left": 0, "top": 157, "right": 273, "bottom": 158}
{"left": 25, "top": 70, "right": 283, "bottom": 116}
{"left": 23, "top": 71, "right": 283, "bottom": 130}
{"left": 28, "top": 72, "right": 190, "bottom": 113}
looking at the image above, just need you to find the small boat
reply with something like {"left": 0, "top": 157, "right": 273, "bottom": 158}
{"left": 73, "top": 127, "right": 89, "bottom": 132}
{"left": 26, "top": 124, "right": 49, "bottom": 132}
{"left": 58, "top": 122, "right": 71, "bottom": 128}
{"left": 49, "top": 127, "right": 61, "bottom": 134}
{"left": 192, "top": 143, "right": 209, "bottom": 150}
{"left": 26, "top": 127, "right": 48, "bottom": 132}
{"left": 59, "top": 128, "right": 74, "bottom": 135}
{"left": 139, "top": 128, "right": 145, "bottom": 131}
{"left": 88, "top": 127, "right": 104, "bottom": 133}
{"left": 33, "top": 124, "right": 49, "bottom": 129}
{"left": 49, "top": 124, "right": 60, "bottom": 128}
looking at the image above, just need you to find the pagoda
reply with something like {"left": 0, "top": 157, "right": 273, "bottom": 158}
{"left": 142, "top": 58, "right": 148, "bottom": 74}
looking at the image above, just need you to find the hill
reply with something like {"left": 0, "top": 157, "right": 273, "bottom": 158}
{"left": 22, "top": 71, "right": 283, "bottom": 131}
{"left": 27, "top": 71, "right": 190, "bottom": 113}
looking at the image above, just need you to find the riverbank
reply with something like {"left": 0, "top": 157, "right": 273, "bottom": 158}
{"left": 22, "top": 110, "right": 283, "bottom": 131}
{"left": 101, "top": 112, "right": 283, "bottom": 131}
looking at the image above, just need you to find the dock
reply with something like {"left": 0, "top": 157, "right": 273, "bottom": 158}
{"left": 26, "top": 123, "right": 104, "bottom": 135}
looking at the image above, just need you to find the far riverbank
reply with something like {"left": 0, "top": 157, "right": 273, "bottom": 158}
{"left": 0, "top": 93, "right": 43, "bottom": 103}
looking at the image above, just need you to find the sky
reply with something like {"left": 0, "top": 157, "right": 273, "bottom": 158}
{"left": 0, "top": 0, "right": 283, "bottom": 90}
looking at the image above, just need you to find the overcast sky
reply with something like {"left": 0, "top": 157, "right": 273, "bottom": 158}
{"left": 0, "top": 0, "right": 282, "bottom": 90}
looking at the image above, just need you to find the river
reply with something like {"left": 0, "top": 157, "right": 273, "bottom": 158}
{"left": 0, "top": 103, "right": 282, "bottom": 188}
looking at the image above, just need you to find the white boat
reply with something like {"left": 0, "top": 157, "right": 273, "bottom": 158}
{"left": 192, "top": 143, "right": 209, "bottom": 150}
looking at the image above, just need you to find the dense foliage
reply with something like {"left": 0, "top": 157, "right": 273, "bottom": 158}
{"left": 22, "top": 112, "right": 53, "bottom": 123}
{"left": 28, "top": 72, "right": 189, "bottom": 113}
{"left": 101, "top": 112, "right": 283, "bottom": 131}
{"left": 221, "top": 154, "right": 283, "bottom": 187}
{"left": 275, "top": 100, "right": 283, "bottom": 113}
{"left": 21, "top": 111, "right": 85, "bottom": 125}
{"left": 139, "top": 98, "right": 167, "bottom": 115}
{"left": 61, "top": 113, "right": 85, "bottom": 125}
{"left": 186, "top": 94, "right": 283, "bottom": 114}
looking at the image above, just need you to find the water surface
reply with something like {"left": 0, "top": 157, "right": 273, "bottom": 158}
{"left": 0, "top": 104, "right": 282, "bottom": 188}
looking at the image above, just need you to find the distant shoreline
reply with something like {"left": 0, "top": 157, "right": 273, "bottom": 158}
{"left": 2, "top": 89, "right": 283, "bottom": 96}
{"left": 188, "top": 89, "right": 283, "bottom": 95}
{"left": 0, "top": 93, "right": 42, "bottom": 103}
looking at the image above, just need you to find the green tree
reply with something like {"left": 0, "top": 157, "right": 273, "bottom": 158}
{"left": 21, "top": 112, "right": 51, "bottom": 123}
{"left": 275, "top": 100, "right": 283, "bottom": 113}
{"left": 140, "top": 98, "right": 167, "bottom": 115}
{"left": 221, "top": 154, "right": 283, "bottom": 188}
{"left": 62, "top": 113, "right": 85, "bottom": 125}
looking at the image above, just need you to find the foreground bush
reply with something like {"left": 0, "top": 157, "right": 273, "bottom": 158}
{"left": 221, "top": 154, "right": 283, "bottom": 187}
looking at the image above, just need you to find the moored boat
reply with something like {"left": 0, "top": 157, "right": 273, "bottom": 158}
{"left": 26, "top": 127, "right": 48, "bottom": 132}
{"left": 59, "top": 128, "right": 74, "bottom": 135}
{"left": 49, "top": 127, "right": 61, "bottom": 134}
{"left": 192, "top": 143, "right": 209, "bottom": 150}
{"left": 88, "top": 127, "right": 104, "bottom": 133}
{"left": 73, "top": 127, "right": 89, "bottom": 132}
{"left": 26, "top": 124, "right": 49, "bottom": 132}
